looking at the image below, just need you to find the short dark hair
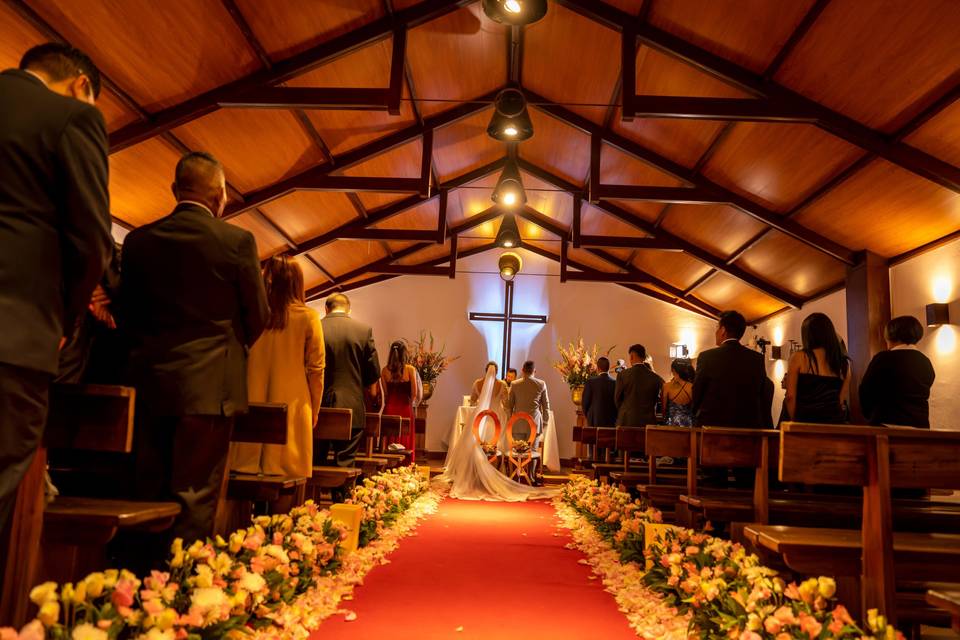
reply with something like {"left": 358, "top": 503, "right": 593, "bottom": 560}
{"left": 325, "top": 292, "right": 350, "bottom": 312}
{"left": 886, "top": 315, "right": 924, "bottom": 345}
{"left": 506, "top": 368, "right": 517, "bottom": 376}
{"left": 596, "top": 356, "right": 610, "bottom": 372}
{"left": 628, "top": 344, "right": 646, "bottom": 360}
{"left": 174, "top": 151, "right": 223, "bottom": 193}
{"left": 522, "top": 360, "right": 534, "bottom": 374}
{"left": 20, "top": 43, "right": 101, "bottom": 98}
{"left": 718, "top": 310, "right": 747, "bottom": 340}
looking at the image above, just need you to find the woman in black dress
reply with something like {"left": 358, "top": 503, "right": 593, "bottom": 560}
{"left": 784, "top": 313, "right": 850, "bottom": 423}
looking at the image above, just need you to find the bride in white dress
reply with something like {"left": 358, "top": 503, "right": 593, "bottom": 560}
{"left": 439, "top": 363, "right": 556, "bottom": 501}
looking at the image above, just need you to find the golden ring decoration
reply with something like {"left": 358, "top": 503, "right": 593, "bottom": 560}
{"left": 505, "top": 412, "right": 537, "bottom": 484}
{"left": 506, "top": 412, "right": 537, "bottom": 448}
{"left": 471, "top": 409, "right": 502, "bottom": 463}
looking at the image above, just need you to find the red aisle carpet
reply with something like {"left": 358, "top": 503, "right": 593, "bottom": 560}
{"left": 313, "top": 498, "right": 637, "bottom": 640}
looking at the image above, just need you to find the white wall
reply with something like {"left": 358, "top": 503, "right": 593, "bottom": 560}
{"left": 311, "top": 248, "right": 718, "bottom": 457}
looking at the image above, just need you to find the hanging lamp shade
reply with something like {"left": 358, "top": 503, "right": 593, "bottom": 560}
{"left": 491, "top": 160, "right": 526, "bottom": 208}
{"left": 496, "top": 214, "right": 522, "bottom": 249}
{"left": 498, "top": 252, "right": 522, "bottom": 281}
{"left": 487, "top": 88, "right": 534, "bottom": 142}
{"left": 482, "top": 0, "right": 547, "bottom": 26}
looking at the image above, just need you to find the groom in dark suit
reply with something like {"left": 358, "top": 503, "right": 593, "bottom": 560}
{"left": 121, "top": 152, "right": 268, "bottom": 542}
{"left": 583, "top": 356, "right": 617, "bottom": 427}
{"left": 0, "top": 44, "right": 112, "bottom": 543}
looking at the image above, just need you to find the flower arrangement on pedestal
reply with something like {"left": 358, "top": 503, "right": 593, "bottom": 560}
{"left": 552, "top": 338, "right": 612, "bottom": 406}
{"left": 407, "top": 332, "right": 459, "bottom": 401}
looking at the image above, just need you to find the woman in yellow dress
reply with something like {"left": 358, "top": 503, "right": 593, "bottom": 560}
{"left": 230, "top": 256, "right": 324, "bottom": 478}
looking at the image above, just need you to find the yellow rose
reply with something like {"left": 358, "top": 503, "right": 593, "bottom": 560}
{"left": 73, "top": 579, "right": 87, "bottom": 603}
{"left": 29, "top": 582, "right": 58, "bottom": 606}
{"left": 214, "top": 535, "right": 227, "bottom": 548}
{"left": 155, "top": 608, "right": 176, "bottom": 631}
{"left": 798, "top": 578, "right": 818, "bottom": 604}
{"left": 60, "top": 583, "right": 75, "bottom": 604}
{"left": 229, "top": 531, "right": 244, "bottom": 554}
{"left": 38, "top": 600, "right": 60, "bottom": 626}
{"left": 85, "top": 573, "right": 105, "bottom": 598}
{"left": 195, "top": 565, "right": 213, "bottom": 589}
{"left": 170, "top": 550, "right": 185, "bottom": 569}
{"left": 104, "top": 569, "right": 119, "bottom": 588}
{"left": 817, "top": 576, "right": 836, "bottom": 599}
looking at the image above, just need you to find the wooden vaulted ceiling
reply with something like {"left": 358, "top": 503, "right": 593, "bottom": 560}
{"left": 4, "top": 0, "right": 960, "bottom": 322}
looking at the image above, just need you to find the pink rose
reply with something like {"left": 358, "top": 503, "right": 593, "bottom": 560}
{"left": 764, "top": 616, "right": 782, "bottom": 634}
{"left": 111, "top": 579, "right": 135, "bottom": 608}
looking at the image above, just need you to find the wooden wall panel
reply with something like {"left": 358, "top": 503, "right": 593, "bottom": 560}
{"left": 433, "top": 107, "right": 504, "bottom": 182}
{"left": 904, "top": 99, "right": 960, "bottom": 167}
{"left": 370, "top": 199, "right": 439, "bottom": 230}
{"left": 235, "top": 0, "right": 384, "bottom": 62}
{"left": 407, "top": 5, "right": 506, "bottom": 118}
{"left": 108, "top": 138, "right": 181, "bottom": 226}
{"left": 228, "top": 211, "right": 289, "bottom": 258}
{"left": 648, "top": 0, "right": 817, "bottom": 73}
{"left": 695, "top": 273, "right": 785, "bottom": 321}
{"left": 794, "top": 158, "right": 960, "bottom": 257}
{"left": 172, "top": 109, "right": 324, "bottom": 193}
{"left": 523, "top": 4, "right": 621, "bottom": 124}
{"left": 632, "top": 251, "right": 712, "bottom": 290}
{"left": 30, "top": 0, "right": 260, "bottom": 111}
{"left": 702, "top": 123, "right": 865, "bottom": 212}
{"left": 581, "top": 204, "right": 649, "bottom": 238}
{"left": 734, "top": 230, "right": 846, "bottom": 297}
{"left": 395, "top": 240, "right": 451, "bottom": 266}
{"left": 289, "top": 39, "right": 417, "bottom": 155}
{"left": 339, "top": 138, "right": 423, "bottom": 211}
{"left": 521, "top": 108, "right": 592, "bottom": 185}
{"left": 522, "top": 172, "right": 573, "bottom": 229}
{"left": 774, "top": 0, "right": 960, "bottom": 132}
{"left": 258, "top": 191, "right": 359, "bottom": 244}
{"left": 294, "top": 255, "right": 329, "bottom": 290}
{"left": 309, "top": 239, "right": 387, "bottom": 277}
{"left": 611, "top": 113, "right": 726, "bottom": 169}
{"left": 660, "top": 204, "right": 765, "bottom": 258}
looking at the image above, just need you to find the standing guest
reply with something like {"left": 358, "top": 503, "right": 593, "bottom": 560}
{"left": 661, "top": 359, "right": 695, "bottom": 427}
{"left": 507, "top": 361, "right": 551, "bottom": 482}
{"left": 121, "top": 152, "right": 268, "bottom": 544}
{"left": 615, "top": 344, "right": 663, "bottom": 428}
{"left": 318, "top": 293, "right": 381, "bottom": 470}
{"left": 230, "top": 256, "right": 324, "bottom": 480}
{"left": 859, "top": 315, "right": 935, "bottom": 428}
{"left": 0, "top": 44, "right": 111, "bottom": 543}
{"left": 691, "top": 311, "right": 769, "bottom": 428}
{"left": 381, "top": 340, "right": 417, "bottom": 459}
{"left": 504, "top": 368, "right": 518, "bottom": 387}
{"left": 583, "top": 356, "right": 617, "bottom": 427}
{"left": 784, "top": 313, "right": 850, "bottom": 424}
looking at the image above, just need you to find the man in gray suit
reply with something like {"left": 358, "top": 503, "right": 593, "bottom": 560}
{"left": 615, "top": 344, "right": 663, "bottom": 427}
{"left": 507, "top": 360, "right": 550, "bottom": 482}
{"left": 317, "top": 293, "right": 380, "bottom": 470}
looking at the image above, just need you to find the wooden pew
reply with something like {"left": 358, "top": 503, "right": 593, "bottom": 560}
{"left": 309, "top": 408, "right": 362, "bottom": 504}
{"left": 633, "top": 426, "right": 700, "bottom": 519}
{"left": 223, "top": 403, "right": 307, "bottom": 533}
{"left": 745, "top": 422, "right": 960, "bottom": 626}
{"left": 591, "top": 427, "right": 618, "bottom": 481}
{"left": 926, "top": 590, "right": 960, "bottom": 633}
{"left": 363, "top": 414, "right": 402, "bottom": 469}
{"left": 606, "top": 426, "right": 645, "bottom": 485}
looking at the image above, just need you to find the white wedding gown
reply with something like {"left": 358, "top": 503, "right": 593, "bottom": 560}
{"left": 438, "top": 365, "right": 557, "bottom": 501}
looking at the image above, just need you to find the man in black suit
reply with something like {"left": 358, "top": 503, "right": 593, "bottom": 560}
{"left": 120, "top": 152, "right": 268, "bottom": 543}
{"left": 318, "top": 293, "right": 380, "bottom": 470}
{"left": 583, "top": 356, "right": 617, "bottom": 427}
{"left": 615, "top": 345, "right": 663, "bottom": 427}
{"left": 691, "top": 310, "right": 769, "bottom": 428}
{"left": 0, "top": 44, "right": 111, "bottom": 539}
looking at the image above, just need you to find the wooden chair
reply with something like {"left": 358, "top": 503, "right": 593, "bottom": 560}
{"left": 504, "top": 412, "right": 538, "bottom": 485}
{"left": 222, "top": 403, "right": 306, "bottom": 533}
{"left": 591, "top": 427, "right": 618, "bottom": 482}
{"left": 471, "top": 410, "right": 503, "bottom": 467}
{"left": 363, "top": 414, "right": 402, "bottom": 469}
{"left": 309, "top": 408, "right": 362, "bottom": 505}
{"left": 744, "top": 422, "right": 960, "bottom": 627}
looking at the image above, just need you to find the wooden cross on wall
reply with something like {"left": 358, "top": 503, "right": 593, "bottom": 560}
{"left": 469, "top": 280, "right": 547, "bottom": 374}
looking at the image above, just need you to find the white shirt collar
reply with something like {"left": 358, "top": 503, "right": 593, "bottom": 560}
{"left": 25, "top": 70, "right": 48, "bottom": 86}
{"left": 177, "top": 200, "right": 215, "bottom": 217}
{"left": 722, "top": 339, "right": 740, "bottom": 344}
{"left": 890, "top": 344, "right": 917, "bottom": 351}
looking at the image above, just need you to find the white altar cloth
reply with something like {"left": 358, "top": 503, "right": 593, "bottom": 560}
{"left": 444, "top": 404, "right": 561, "bottom": 472}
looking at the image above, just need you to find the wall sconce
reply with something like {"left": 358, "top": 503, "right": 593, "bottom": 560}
{"left": 669, "top": 343, "right": 688, "bottom": 358}
{"left": 926, "top": 302, "right": 950, "bottom": 327}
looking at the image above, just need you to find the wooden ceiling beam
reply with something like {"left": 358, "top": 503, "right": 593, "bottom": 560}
{"left": 517, "top": 206, "right": 569, "bottom": 238}
{"left": 296, "top": 176, "right": 424, "bottom": 193}
{"left": 627, "top": 96, "right": 818, "bottom": 122}
{"left": 217, "top": 87, "right": 393, "bottom": 110}
{"left": 371, "top": 265, "right": 450, "bottom": 276}
{"left": 108, "top": 0, "right": 472, "bottom": 151}
{"left": 337, "top": 228, "right": 439, "bottom": 241}
{"left": 578, "top": 235, "right": 678, "bottom": 250}
{"left": 592, "top": 184, "right": 726, "bottom": 203}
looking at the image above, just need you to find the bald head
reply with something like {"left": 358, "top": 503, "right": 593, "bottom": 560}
{"left": 325, "top": 293, "right": 350, "bottom": 314}
{"left": 172, "top": 152, "right": 227, "bottom": 216}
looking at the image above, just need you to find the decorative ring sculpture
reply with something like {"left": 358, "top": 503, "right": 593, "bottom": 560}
{"left": 471, "top": 409, "right": 502, "bottom": 463}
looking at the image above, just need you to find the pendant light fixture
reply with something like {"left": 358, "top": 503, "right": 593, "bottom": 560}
{"left": 495, "top": 214, "right": 521, "bottom": 249}
{"left": 498, "top": 252, "right": 523, "bottom": 281}
{"left": 491, "top": 159, "right": 526, "bottom": 208}
{"left": 487, "top": 88, "right": 534, "bottom": 142}
{"left": 482, "top": 0, "right": 547, "bottom": 26}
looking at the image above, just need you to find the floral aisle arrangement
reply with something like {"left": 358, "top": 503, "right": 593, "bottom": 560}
{"left": 558, "top": 476, "right": 904, "bottom": 640}
{"left": 4, "top": 466, "right": 433, "bottom": 640}
{"left": 553, "top": 337, "right": 611, "bottom": 388}
{"left": 406, "top": 331, "right": 459, "bottom": 387}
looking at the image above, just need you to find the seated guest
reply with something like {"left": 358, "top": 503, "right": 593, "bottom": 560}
{"left": 381, "top": 340, "right": 417, "bottom": 459}
{"left": 784, "top": 313, "right": 850, "bottom": 423}
{"left": 661, "top": 358, "right": 695, "bottom": 427}
{"left": 0, "top": 43, "right": 111, "bottom": 549}
{"left": 230, "top": 256, "right": 324, "bottom": 479}
{"left": 691, "top": 311, "right": 769, "bottom": 428}
{"left": 859, "top": 315, "right": 935, "bottom": 428}
{"left": 504, "top": 367, "right": 518, "bottom": 387}
{"left": 121, "top": 152, "right": 268, "bottom": 544}
{"left": 318, "top": 293, "right": 380, "bottom": 472}
{"left": 583, "top": 356, "right": 616, "bottom": 427}
{"left": 615, "top": 344, "right": 663, "bottom": 428}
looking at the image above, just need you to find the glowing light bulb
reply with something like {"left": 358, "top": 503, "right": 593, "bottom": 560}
{"left": 504, "top": 0, "right": 522, "bottom": 13}
{"left": 502, "top": 191, "right": 518, "bottom": 206}
{"left": 503, "top": 240, "right": 514, "bottom": 248}
{"left": 933, "top": 275, "right": 953, "bottom": 303}
{"left": 503, "top": 125, "right": 518, "bottom": 137}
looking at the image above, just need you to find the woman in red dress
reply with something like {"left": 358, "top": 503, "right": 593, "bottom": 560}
{"left": 381, "top": 340, "right": 418, "bottom": 460}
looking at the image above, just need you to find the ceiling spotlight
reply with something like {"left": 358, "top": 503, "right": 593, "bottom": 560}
{"left": 487, "top": 88, "right": 533, "bottom": 142}
{"left": 498, "top": 252, "right": 522, "bottom": 282}
{"left": 492, "top": 160, "right": 526, "bottom": 208}
{"left": 482, "top": 0, "right": 547, "bottom": 25}
{"left": 496, "top": 214, "right": 521, "bottom": 250}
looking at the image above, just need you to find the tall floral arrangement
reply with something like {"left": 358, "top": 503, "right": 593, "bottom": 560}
{"left": 553, "top": 338, "right": 611, "bottom": 388}
{"left": 406, "top": 332, "right": 459, "bottom": 385}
